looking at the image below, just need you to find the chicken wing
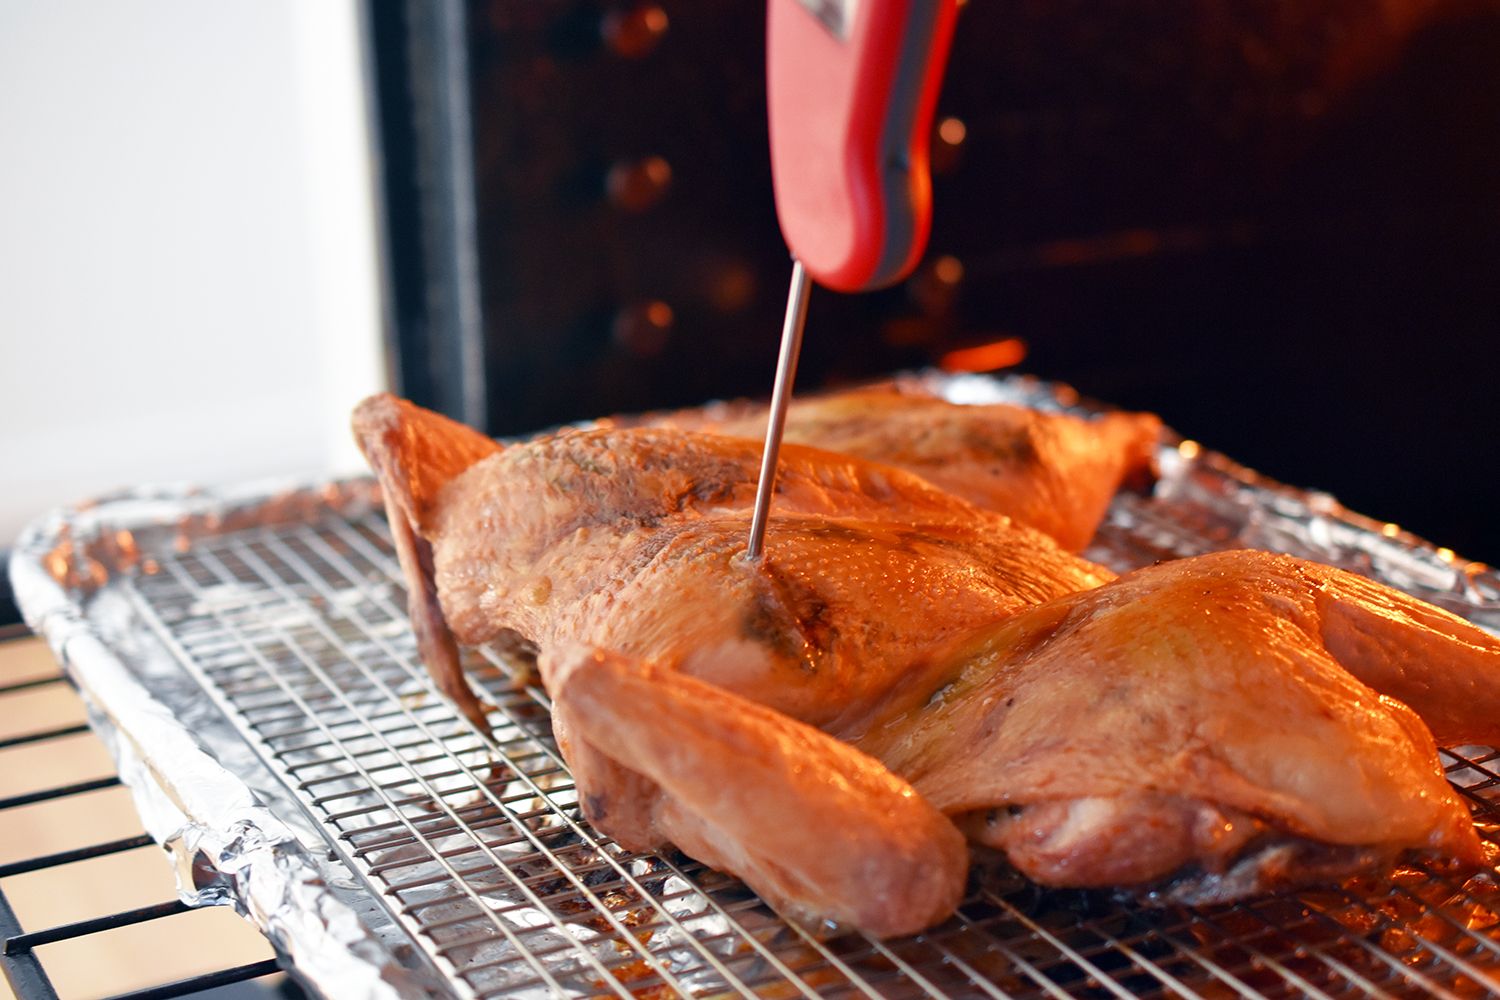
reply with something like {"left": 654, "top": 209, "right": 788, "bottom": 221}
{"left": 354, "top": 394, "right": 502, "bottom": 727}
{"left": 656, "top": 383, "right": 1161, "bottom": 550}
{"left": 856, "top": 549, "right": 1485, "bottom": 901}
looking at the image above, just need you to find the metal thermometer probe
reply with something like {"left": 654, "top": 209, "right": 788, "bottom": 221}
{"left": 748, "top": 0, "right": 959, "bottom": 558}
{"left": 746, "top": 260, "right": 812, "bottom": 560}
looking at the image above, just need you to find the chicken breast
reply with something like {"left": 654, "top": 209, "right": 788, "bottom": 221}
{"left": 656, "top": 383, "right": 1162, "bottom": 550}
{"left": 354, "top": 393, "right": 1110, "bottom": 733}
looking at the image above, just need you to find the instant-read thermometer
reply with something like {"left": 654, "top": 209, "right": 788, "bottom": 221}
{"left": 746, "top": 0, "right": 959, "bottom": 559}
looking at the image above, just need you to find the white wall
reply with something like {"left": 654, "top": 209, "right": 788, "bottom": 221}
{"left": 0, "top": 0, "right": 385, "bottom": 546}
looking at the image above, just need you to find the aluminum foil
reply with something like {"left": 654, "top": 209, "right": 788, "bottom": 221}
{"left": 10, "top": 483, "right": 454, "bottom": 1000}
{"left": 9, "top": 372, "right": 1500, "bottom": 1000}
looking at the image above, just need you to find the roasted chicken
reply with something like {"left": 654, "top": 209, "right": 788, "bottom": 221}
{"left": 353, "top": 393, "right": 1493, "bottom": 936}
{"left": 653, "top": 382, "right": 1162, "bottom": 550}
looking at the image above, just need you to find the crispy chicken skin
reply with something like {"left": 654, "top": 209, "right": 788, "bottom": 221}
{"left": 541, "top": 645, "right": 968, "bottom": 937}
{"left": 353, "top": 395, "right": 502, "bottom": 727}
{"left": 1297, "top": 560, "right": 1500, "bottom": 746}
{"left": 353, "top": 393, "right": 1490, "bottom": 932}
{"left": 857, "top": 549, "right": 1484, "bottom": 895}
{"left": 353, "top": 393, "right": 1110, "bottom": 731}
{"left": 656, "top": 383, "right": 1161, "bottom": 551}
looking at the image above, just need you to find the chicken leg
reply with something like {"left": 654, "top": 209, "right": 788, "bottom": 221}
{"left": 541, "top": 644, "right": 968, "bottom": 938}
{"left": 856, "top": 549, "right": 1486, "bottom": 901}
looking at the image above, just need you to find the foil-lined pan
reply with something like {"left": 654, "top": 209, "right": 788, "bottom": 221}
{"left": 9, "top": 372, "right": 1500, "bottom": 999}
{"left": 10, "top": 481, "right": 452, "bottom": 1000}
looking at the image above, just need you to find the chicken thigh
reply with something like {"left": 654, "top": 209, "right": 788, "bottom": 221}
{"left": 855, "top": 549, "right": 1485, "bottom": 901}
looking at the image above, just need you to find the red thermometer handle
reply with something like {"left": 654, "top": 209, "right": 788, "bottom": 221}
{"left": 767, "top": 0, "right": 959, "bottom": 293}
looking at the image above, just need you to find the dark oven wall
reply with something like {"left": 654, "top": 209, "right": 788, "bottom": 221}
{"left": 368, "top": 0, "right": 1500, "bottom": 561}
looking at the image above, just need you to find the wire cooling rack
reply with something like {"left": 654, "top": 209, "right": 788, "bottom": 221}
{"left": 110, "top": 491, "right": 1500, "bottom": 1000}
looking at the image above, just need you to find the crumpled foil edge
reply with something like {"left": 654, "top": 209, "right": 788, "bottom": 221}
{"left": 9, "top": 486, "right": 446, "bottom": 1000}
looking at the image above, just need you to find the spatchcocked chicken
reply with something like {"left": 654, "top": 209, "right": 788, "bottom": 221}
{"left": 353, "top": 392, "right": 1496, "bottom": 937}
{"left": 653, "top": 382, "right": 1162, "bottom": 551}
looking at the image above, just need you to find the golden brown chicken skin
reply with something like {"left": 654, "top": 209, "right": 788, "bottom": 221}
{"left": 542, "top": 644, "right": 968, "bottom": 938}
{"left": 856, "top": 549, "right": 1485, "bottom": 900}
{"left": 354, "top": 394, "right": 1110, "bottom": 731}
{"left": 1292, "top": 559, "right": 1500, "bottom": 747}
{"left": 656, "top": 383, "right": 1161, "bottom": 551}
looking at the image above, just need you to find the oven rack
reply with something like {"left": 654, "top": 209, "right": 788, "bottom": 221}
{"left": 0, "top": 623, "right": 289, "bottom": 1000}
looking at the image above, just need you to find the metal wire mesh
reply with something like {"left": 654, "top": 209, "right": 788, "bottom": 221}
{"left": 119, "top": 498, "right": 1500, "bottom": 1000}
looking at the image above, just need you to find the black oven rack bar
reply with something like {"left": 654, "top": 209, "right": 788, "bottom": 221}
{"left": 0, "top": 623, "right": 288, "bottom": 1000}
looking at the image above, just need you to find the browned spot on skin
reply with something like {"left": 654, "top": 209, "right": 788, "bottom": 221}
{"left": 546, "top": 454, "right": 745, "bottom": 542}
{"left": 742, "top": 590, "right": 808, "bottom": 664}
{"left": 681, "top": 477, "right": 737, "bottom": 507}
{"left": 794, "top": 519, "right": 965, "bottom": 558}
{"left": 740, "top": 560, "right": 836, "bottom": 670}
{"left": 893, "top": 526, "right": 979, "bottom": 554}
{"left": 801, "top": 520, "right": 977, "bottom": 563}
{"left": 625, "top": 525, "right": 690, "bottom": 570}
{"left": 584, "top": 793, "right": 609, "bottom": 823}
{"left": 963, "top": 425, "right": 1040, "bottom": 468}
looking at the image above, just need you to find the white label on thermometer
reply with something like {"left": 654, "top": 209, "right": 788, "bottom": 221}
{"left": 796, "top": 0, "right": 857, "bottom": 38}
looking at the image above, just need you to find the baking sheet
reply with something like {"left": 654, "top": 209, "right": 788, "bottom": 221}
{"left": 11, "top": 372, "right": 1500, "bottom": 999}
{"left": 10, "top": 481, "right": 452, "bottom": 1000}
